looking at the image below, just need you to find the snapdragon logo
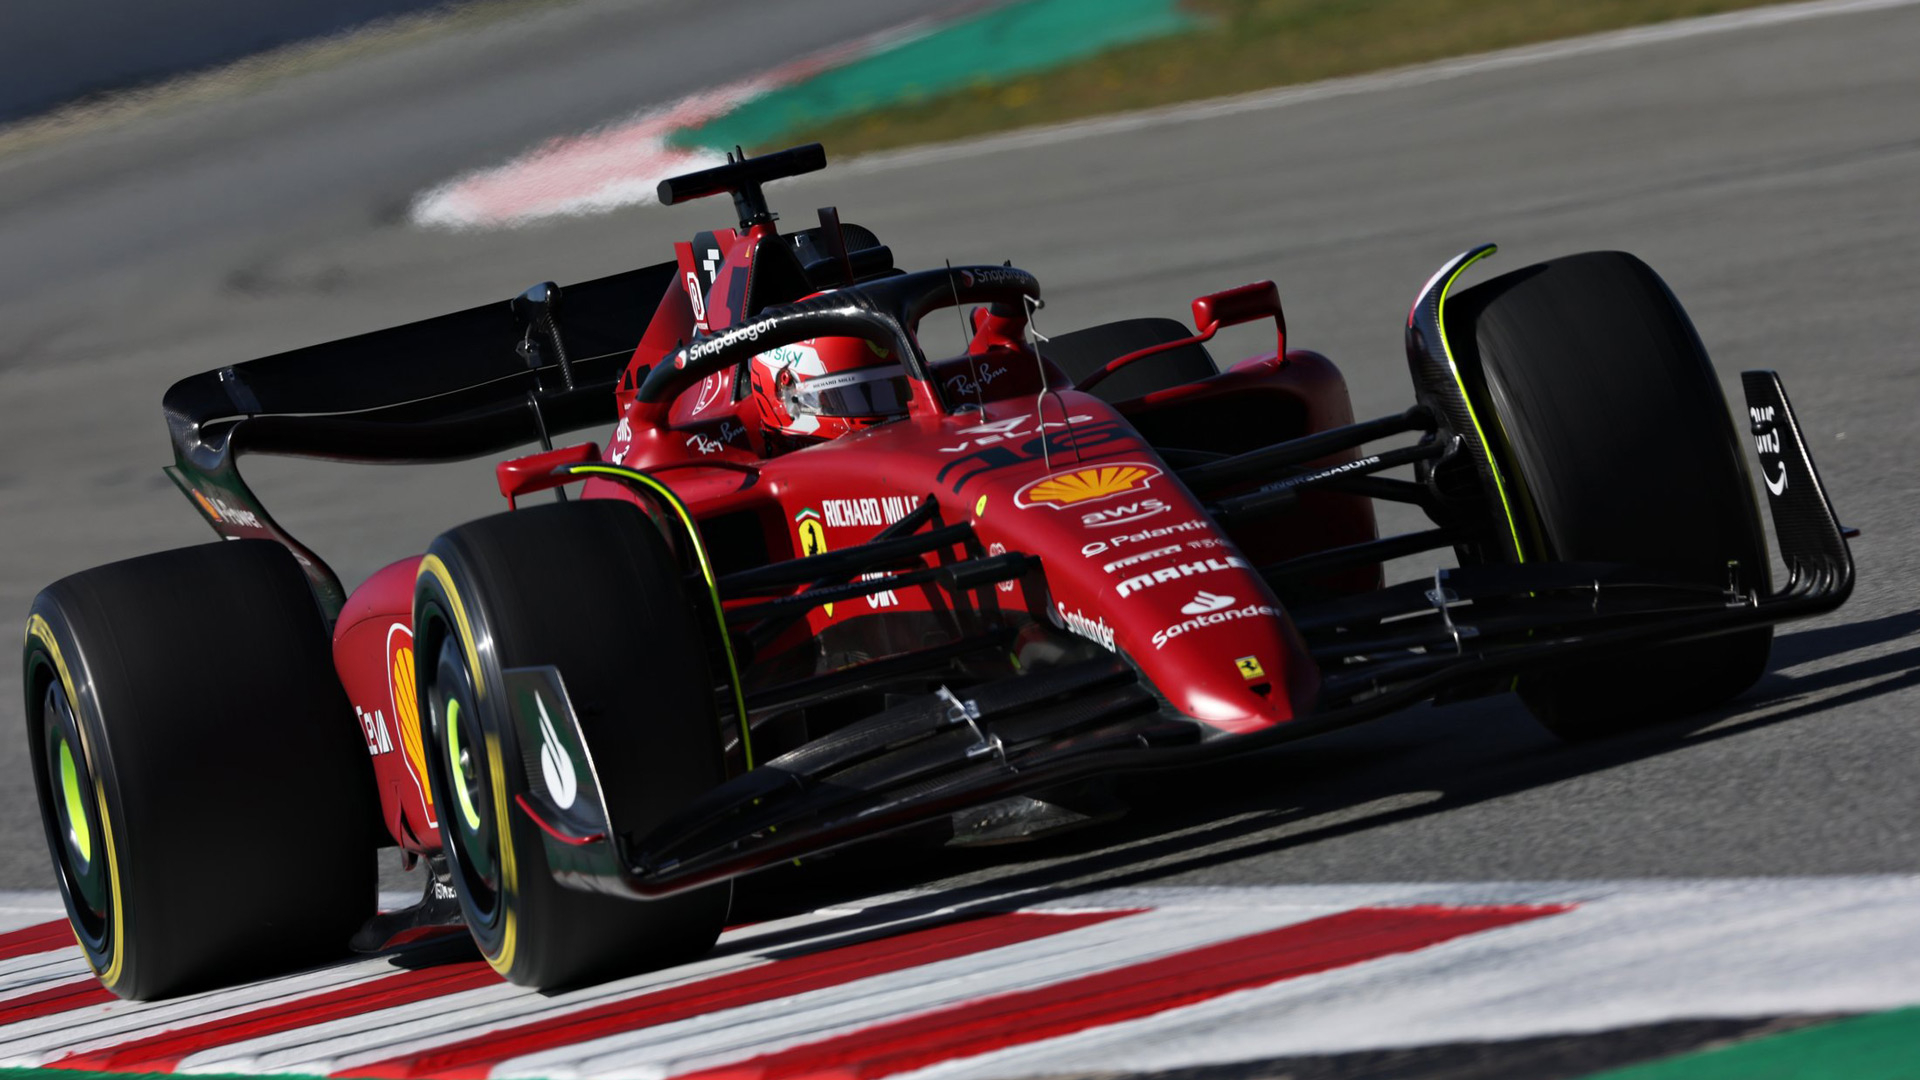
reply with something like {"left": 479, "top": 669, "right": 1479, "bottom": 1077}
{"left": 959, "top": 267, "right": 1035, "bottom": 289}
{"left": 682, "top": 318, "right": 776, "bottom": 365}
{"left": 1152, "top": 593, "right": 1283, "bottom": 649}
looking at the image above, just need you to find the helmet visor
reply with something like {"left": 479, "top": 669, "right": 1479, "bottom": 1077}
{"left": 785, "top": 366, "right": 910, "bottom": 419}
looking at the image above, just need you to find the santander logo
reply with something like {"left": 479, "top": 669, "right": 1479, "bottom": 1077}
{"left": 1181, "top": 591, "right": 1235, "bottom": 615}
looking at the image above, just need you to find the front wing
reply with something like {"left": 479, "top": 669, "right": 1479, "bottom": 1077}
{"left": 510, "top": 370, "right": 1851, "bottom": 901}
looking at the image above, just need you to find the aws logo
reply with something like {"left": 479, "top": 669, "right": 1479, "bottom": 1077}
{"left": 1081, "top": 499, "right": 1169, "bottom": 529}
{"left": 1016, "top": 461, "right": 1162, "bottom": 511}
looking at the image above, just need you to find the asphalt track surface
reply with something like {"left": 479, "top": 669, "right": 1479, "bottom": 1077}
{"left": 0, "top": 0, "right": 1915, "bottom": 969}
{"left": 0, "top": 0, "right": 495, "bottom": 124}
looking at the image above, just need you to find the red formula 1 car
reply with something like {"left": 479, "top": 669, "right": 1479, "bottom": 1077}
{"left": 23, "top": 145, "right": 1853, "bottom": 997}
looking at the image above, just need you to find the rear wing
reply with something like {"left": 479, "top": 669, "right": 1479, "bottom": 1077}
{"left": 162, "top": 260, "right": 679, "bottom": 616}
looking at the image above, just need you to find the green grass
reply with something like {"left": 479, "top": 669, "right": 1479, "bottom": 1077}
{"left": 785, "top": 0, "right": 1800, "bottom": 157}
{"left": 1580, "top": 1007, "right": 1920, "bottom": 1079}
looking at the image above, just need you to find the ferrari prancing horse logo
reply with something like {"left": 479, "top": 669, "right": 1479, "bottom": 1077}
{"left": 794, "top": 509, "right": 833, "bottom": 616}
{"left": 795, "top": 509, "right": 829, "bottom": 557}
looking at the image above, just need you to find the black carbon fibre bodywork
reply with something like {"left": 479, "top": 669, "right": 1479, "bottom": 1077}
{"left": 161, "top": 262, "right": 678, "bottom": 613}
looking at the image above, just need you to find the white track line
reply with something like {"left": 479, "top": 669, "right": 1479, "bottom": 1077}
{"left": 911, "top": 877, "right": 1920, "bottom": 1080}
{"left": 6, "top": 878, "right": 1920, "bottom": 1079}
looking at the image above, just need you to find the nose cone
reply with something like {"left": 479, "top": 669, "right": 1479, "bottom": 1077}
{"left": 1043, "top": 524, "right": 1316, "bottom": 734}
{"left": 1105, "top": 565, "right": 1317, "bottom": 733}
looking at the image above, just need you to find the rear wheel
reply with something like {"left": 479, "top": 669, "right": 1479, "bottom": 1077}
{"left": 413, "top": 499, "right": 729, "bottom": 989}
{"left": 22, "top": 540, "right": 378, "bottom": 999}
{"left": 1448, "top": 251, "right": 1771, "bottom": 740}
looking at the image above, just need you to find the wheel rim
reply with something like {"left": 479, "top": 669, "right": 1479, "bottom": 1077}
{"left": 429, "top": 633, "right": 499, "bottom": 920}
{"left": 41, "top": 681, "right": 109, "bottom": 946}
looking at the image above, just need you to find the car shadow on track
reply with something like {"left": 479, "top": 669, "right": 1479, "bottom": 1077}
{"left": 725, "top": 607, "right": 1920, "bottom": 939}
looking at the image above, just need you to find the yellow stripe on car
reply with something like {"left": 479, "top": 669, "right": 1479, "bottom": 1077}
{"left": 566, "top": 465, "right": 753, "bottom": 769}
{"left": 1433, "top": 246, "right": 1529, "bottom": 563}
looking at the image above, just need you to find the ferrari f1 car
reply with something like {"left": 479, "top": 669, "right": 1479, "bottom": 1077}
{"left": 23, "top": 145, "right": 1853, "bottom": 997}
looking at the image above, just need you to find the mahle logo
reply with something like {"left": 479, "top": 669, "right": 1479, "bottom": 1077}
{"left": 1117, "top": 558, "right": 1249, "bottom": 599}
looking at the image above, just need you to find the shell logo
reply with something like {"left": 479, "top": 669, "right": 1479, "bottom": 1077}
{"left": 1015, "top": 461, "right": 1163, "bottom": 510}
{"left": 386, "top": 623, "right": 436, "bottom": 827}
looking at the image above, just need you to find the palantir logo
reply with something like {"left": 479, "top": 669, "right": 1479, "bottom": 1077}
{"left": 1181, "top": 591, "right": 1235, "bottom": 615}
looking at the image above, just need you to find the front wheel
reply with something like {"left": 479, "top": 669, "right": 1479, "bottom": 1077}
{"left": 1448, "top": 251, "right": 1772, "bottom": 740}
{"left": 413, "top": 499, "right": 729, "bottom": 989}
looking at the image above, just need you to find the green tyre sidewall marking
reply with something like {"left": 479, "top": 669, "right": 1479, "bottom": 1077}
{"left": 445, "top": 695, "right": 485, "bottom": 835}
{"left": 47, "top": 706, "right": 108, "bottom": 921}
{"left": 57, "top": 737, "right": 92, "bottom": 866}
{"left": 22, "top": 610, "right": 126, "bottom": 990}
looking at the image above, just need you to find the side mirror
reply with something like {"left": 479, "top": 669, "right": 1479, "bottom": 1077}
{"left": 1191, "top": 280, "right": 1285, "bottom": 361}
{"left": 1192, "top": 280, "right": 1283, "bottom": 333}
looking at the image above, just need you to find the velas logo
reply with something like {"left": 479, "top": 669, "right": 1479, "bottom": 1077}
{"left": 1182, "top": 591, "right": 1235, "bottom": 615}
{"left": 1015, "top": 461, "right": 1162, "bottom": 510}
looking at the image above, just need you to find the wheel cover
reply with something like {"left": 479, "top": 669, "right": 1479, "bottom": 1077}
{"left": 430, "top": 634, "right": 500, "bottom": 919}
{"left": 40, "top": 681, "right": 110, "bottom": 946}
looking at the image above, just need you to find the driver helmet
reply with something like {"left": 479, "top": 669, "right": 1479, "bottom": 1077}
{"left": 750, "top": 336, "right": 908, "bottom": 445}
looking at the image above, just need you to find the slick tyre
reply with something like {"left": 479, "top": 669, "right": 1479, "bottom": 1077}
{"left": 414, "top": 500, "right": 729, "bottom": 990}
{"left": 22, "top": 540, "right": 378, "bottom": 1000}
{"left": 1448, "top": 251, "right": 1772, "bottom": 740}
